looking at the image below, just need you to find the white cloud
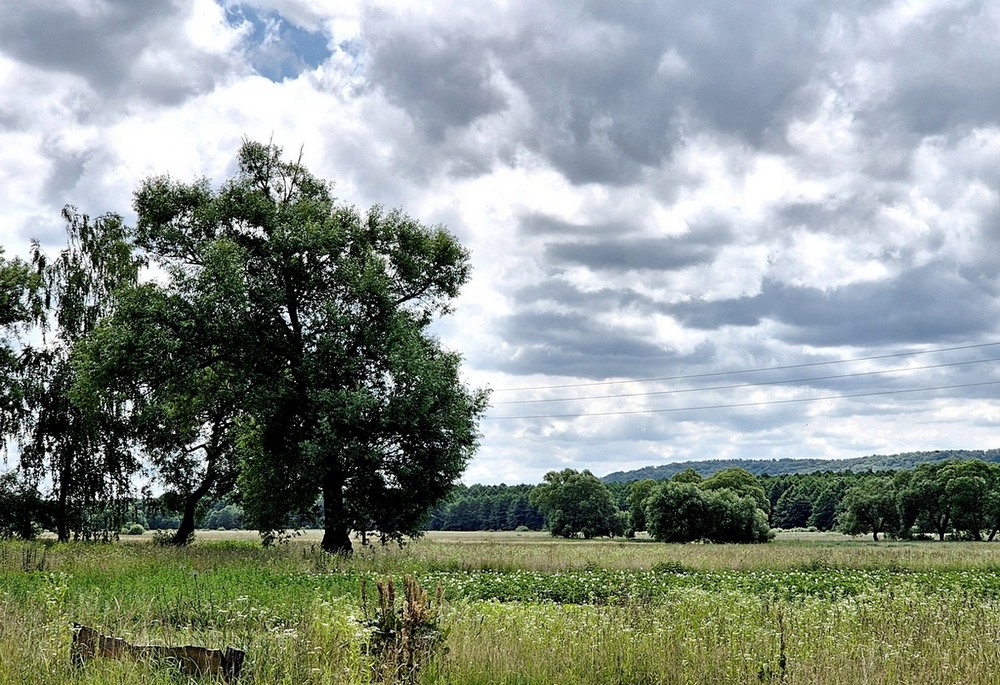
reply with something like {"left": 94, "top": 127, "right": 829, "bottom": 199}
{"left": 3, "top": 1, "right": 1000, "bottom": 484}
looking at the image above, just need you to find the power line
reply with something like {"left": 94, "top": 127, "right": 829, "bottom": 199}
{"left": 495, "top": 356, "right": 1000, "bottom": 405}
{"left": 485, "top": 379, "right": 1000, "bottom": 421}
{"left": 491, "top": 341, "right": 1000, "bottom": 393}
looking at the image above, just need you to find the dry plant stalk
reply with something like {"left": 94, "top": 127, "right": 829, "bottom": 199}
{"left": 363, "top": 575, "right": 445, "bottom": 684}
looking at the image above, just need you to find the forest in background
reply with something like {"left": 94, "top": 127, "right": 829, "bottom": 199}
{"left": 6, "top": 449, "right": 1000, "bottom": 543}
{"left": 601, "top": 448, "right": 1000, "bottom": 482}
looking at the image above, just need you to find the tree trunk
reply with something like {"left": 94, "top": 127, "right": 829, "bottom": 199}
{"left": 172, "top": 473, "right": 216, "bottom": 546}
{"left": 172, "top": 447, "right": 219, "bottom": 546}
{"left": 321, "top": 477, "right": 352, "bottom": 555}
{"left": 937, "top": 516, "right": 948, "bottom": 541}
{"left": 56, "top": 471, "right": 70, "bottom": 543}
{"left": 872, "top": 530, "right": 879, "bottom": 542}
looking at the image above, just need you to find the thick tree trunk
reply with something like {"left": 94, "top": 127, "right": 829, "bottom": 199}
{"left": 321, "top": 477, "right": 352, "bottom": 555}
{"left": 172, "top": 446, "right": 219, "bottom": 546}
{"left": 172, "top": 473, "right": 216, "bottom": 546}
{"left": 872, "top": 530, "right": 879, "bottom": 542}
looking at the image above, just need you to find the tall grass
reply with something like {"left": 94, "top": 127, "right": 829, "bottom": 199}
{"left": 3, "top": 533, "right": 1000, "bottom": 683}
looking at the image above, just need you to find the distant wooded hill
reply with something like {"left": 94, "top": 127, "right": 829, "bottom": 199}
{"left": 601, "top": 449, "right": 1000, "bottom": 483}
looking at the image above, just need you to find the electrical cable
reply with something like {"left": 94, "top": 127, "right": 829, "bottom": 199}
{"left": 485, "top": 379, "right": 1000, "bottom": 420}
{"left": 495, "top": 356, "right": 1000, "bottom": 405}
{"left": 490, "top": 340, "right": 1000, "bottom": 392}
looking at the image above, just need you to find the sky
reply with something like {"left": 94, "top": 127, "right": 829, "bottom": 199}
{"left": 3, "top": 0, "right": 1000, "bottom": 485}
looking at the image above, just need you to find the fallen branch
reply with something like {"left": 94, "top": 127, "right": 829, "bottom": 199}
{"left": 71, "top": 623, "right": 245, "bottom": 680}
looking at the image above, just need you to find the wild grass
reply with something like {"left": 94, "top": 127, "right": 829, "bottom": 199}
{"left": 3, "top": 532, "right": 1000, "bottom": 683}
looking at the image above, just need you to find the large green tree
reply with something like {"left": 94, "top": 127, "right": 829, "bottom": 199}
{"left": 645, "top": 479, "right": 771, "bottom": 544}
{"left": 895, "top": 463, "right": 951, "bottom": 540}
{"left": 529, "top": 469, "right": 620, "bottom": 539}
{"left": 940, "top": 459, "right": 997, "bottom": 541}
{"left": 838, "top": 476, "right": 899, "bottom": 541}
{"left": 645, "top": 481, "right": 709, "bottom": 543}
{"left": 625, "top": 478, "right": 657, "bottom": 535}
{"left": 126, "top": 141, "right": 487, "bottom": 553}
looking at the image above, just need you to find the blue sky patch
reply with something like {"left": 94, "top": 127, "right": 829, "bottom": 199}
{"left": 225, "top": 4, "right": 330, "bottom": 82}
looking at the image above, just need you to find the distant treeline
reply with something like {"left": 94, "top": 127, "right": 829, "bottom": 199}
{"left": 602, "top": 449, "right": 1000, "bottom": 483}
{"left": 6, "top": 453, "right": 1000, "bottom": 542}
{"left": 424, "top": 484, "right": 547, "bottom": 531}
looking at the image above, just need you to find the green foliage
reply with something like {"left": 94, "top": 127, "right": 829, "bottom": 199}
{"left": 625, "top": 479, "right": 657, "bottom": 534}
{"left": 940, "top": 459, "right": 997, "bottom": 541}
{"left": 700, "top": 468, "right": 770, "bottom": 513}
{"left": 838, "top": 476, "right": 899, "bottom": 541}
{"left": 75, "top": 277, "right": 246, "bottom": 545}
{"left": 0, "top": 471, "right": 44, "bottom": 540}
{"left": 807, "top": 484, "right": 842, "bottom": 531}
{"left": 130, "top": 140, "right": 488, "bottom": 553}
{"left": 8, "top": 208, "right": 144, "bottom": 542}
{"left": 645, "top": 481, "right": 708, "bottom": 543}
{"left": 425, "top": 484, "right": 544, "bottom": 531}
{"left": 0, "top": 249, "right": 41, "bottom": 438}
{"left": 670, "top": 467, "right": 703, "bottom": 484}
{"left": 203, "top": 504, "right": 243, "bottom": 531}
{"left": 603, "top": 449, "right": 1000, "bottom": 483}
{"left": 645, "top": 475, "right": 772, "bottom": 544}
{"left": 529, "top": 469, "right": 620, "bottom": 539}
{"left": 773, "top": 486, "right": 813, "bottom": 529}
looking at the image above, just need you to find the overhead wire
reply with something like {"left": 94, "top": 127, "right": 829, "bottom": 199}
{"left": 484, "top": 340, "right": 1000, "bottom": 421}
{"left": 490, "top": 340, "right": 1000, "bottom": 392}
{"left": 485, "top": 380, "right": 1000, "bottom": 420}
{"left": 495, "top": 356, "right": 1000, "bottom": 405}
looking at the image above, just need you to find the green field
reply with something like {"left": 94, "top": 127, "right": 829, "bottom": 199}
{"left": 4, "top": 531, "right": 1000, "bottom": 684}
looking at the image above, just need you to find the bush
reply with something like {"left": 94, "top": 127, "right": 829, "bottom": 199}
{"left": 121, "top": 523, "right": 146, "bottom": 536}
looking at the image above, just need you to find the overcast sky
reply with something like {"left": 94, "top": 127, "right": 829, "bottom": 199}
{"left": 3, "top": 0, "right": 1000, "bottom": 484}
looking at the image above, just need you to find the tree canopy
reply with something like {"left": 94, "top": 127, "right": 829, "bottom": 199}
{"left": 529, "top": 469, "right": 621, "bottom": 539}
{"left": 643, "top": 470, "right": 772, "bottom": 544}
{"left": 91, "top": 140, "right": 489, "bottom": 553}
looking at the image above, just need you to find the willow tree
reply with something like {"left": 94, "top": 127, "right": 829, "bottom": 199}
{"left": 126, "top": 140, "right": 487, "bottom": 553}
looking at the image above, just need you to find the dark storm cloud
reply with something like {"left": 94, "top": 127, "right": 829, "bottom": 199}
{"left": 546, "top": 238, "right": 714, "bottom": 272}
{"left": 41, "top": 148, "right": 93, "bottom": 205}
{"left": 496, "top": 309, "right": 709, "bottom": 379}
{"left": 0, "top": 1, "right": 235, "bottom": 105}
{"left": 518, "top": 214, "right": 638, "bottom": 239}
{"left": 857, "top": 3, "right": 1000, "bottom": 138}
{"left": 520, "top": 209, "right": 732, "bottom": 273}
{"left": 366, "top": 22, "right": 508, "bottom": 140}
{"left": 362, "top": 2, "right": 852, "bottom": 184}
{"left": 671, "top": 263, "right": 998, "bottom": 346}
{"left": 512, "top": 280, "right": 655, "bottom": 313}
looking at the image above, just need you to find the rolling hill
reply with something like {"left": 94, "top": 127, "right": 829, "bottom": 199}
{"left": 601, "top": 449, "right": 1000, "bottom": 483}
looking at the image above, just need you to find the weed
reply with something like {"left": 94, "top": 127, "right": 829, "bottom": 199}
{"left": 362, "top": 575, "right": 445, "bottom": 684}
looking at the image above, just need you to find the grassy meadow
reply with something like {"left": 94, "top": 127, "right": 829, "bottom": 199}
{"left": 3, "top": 530, "right": 1000, "bottom": 683}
